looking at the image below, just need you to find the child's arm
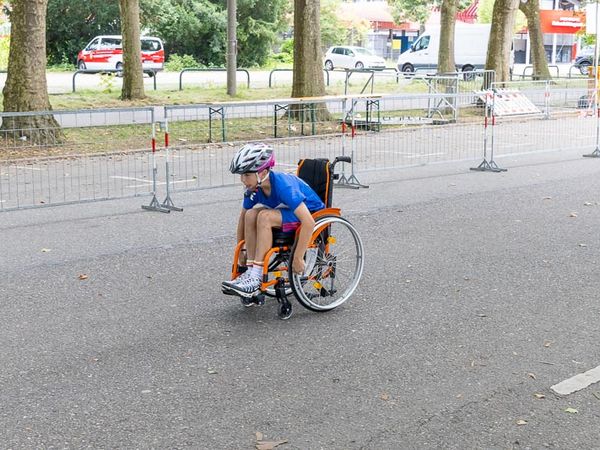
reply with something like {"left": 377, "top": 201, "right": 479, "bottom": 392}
{"left": 292, "top": 203, "right": 316, "bottom": 274}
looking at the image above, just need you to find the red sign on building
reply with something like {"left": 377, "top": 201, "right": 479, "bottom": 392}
{"left": 540, "top": 10, "right": 584, "bottom": 34}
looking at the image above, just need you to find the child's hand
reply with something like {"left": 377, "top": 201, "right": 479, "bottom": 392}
{"left": 292, "top": 256, "right": 305, "bottom": 274}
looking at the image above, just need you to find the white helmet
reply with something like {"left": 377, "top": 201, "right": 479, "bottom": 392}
{"left": 230, "top": 142, "right": 275, "bottom": 174}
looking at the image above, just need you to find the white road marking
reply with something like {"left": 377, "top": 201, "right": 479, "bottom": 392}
{"left": 551, "top": 365, "right": 600, "bottom": 395}
{"left": 374, "top": 151, "right": 447, "bottom": 157}
{"left": 15, "top": 166, "right": 43, "bottom": 171}
{"left": 494, "top": 142, "right": 533, "bottom": 148}
{"left": 111, "top": 176, "right": 153, "bottom": 183}
{"left": 126, "top": 178, "right": 197, "bottom": 188}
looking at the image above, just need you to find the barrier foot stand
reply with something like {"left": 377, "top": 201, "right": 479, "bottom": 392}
{"left": 161, "top": 194, "right": 183, "bottom": 212}
{"left": 583, "top": 147, "right": 600, "bottom": 158}
{"left": 335, "top": 173, "right": 359, "bottom": 190}
{"left": 142, "top": 194, "right": 171, "bottom": 213}
{"left": 470, "top": 158, "right": 507, "bottom": 173}
{"left": 346, "top": 173, "right": 369, "bottom": 188}
{"left": 160, "top": 160, "right": 183, "bottom": 212}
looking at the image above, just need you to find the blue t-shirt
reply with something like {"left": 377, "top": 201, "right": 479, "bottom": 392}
{"left": 242, "top": 171, "right": 325, "bottom": 212}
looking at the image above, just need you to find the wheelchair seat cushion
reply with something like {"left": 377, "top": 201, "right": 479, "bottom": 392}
{"left": 297, "top": 158, "right": 332, "bottom": 208}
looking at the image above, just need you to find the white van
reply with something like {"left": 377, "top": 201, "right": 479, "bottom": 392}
{"left": 77, "top": 35, "right": 165, "bottom": 75}
{"left": 397, "top": 23, "right": 492, "bottom": 74}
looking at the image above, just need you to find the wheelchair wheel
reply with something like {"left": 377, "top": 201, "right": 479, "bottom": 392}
{"left": 290, "top": 216, "right": 364, "bottom": 311}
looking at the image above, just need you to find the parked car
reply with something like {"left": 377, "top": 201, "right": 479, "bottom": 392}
{"left": 573, "top": 54, "right": 597, "bottom": 75}
{"left": 77, "top": 35, "right": 165, "bottom": 76}
{"left": 323, "top": 46, "right": 386, "bottom": 71}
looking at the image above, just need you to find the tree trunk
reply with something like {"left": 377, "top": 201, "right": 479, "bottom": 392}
{"left": 1, "top": 0, "right": 62, "bottom": 145}
{"left": 438, "top": 0, "right": 457, "bottom": 74}
{"left": 485, "top": 0, "right": 519, "bottom": 87}
{"left": 291, "top": 0, "right": 329, "bottom": 122}
{"left": 119, "top": 0, "right": 145, "bottom": 100}
{"left": 519, "top": 0, "right": 551, "bottom": 80}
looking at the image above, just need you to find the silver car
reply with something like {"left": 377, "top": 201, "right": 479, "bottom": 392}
{"left": 323, "top": 46, "right": 386, "bottom": 71}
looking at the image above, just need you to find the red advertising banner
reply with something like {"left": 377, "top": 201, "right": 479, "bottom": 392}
{"left": 540, "top": 10, "right": 584, "bottom": 34}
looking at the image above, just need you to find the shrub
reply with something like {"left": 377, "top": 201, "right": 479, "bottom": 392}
{"left": 165, "top": 54, "right": 203, "bottom": 72}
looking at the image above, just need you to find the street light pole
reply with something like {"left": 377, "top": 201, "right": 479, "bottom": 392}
{"left": 227, "top": 0, "right": 237, "bottom": 96}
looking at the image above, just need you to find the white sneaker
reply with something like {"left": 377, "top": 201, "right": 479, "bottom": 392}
{"left": 222, "top": 269, "right": 251, "bottom": 289}
{"left": 223, "top": 276, "right": 262, "bottom": 297}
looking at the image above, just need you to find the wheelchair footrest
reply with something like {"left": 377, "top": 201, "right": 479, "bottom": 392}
{"left": 241, "top": 294, "right": 265, "bottom": 307}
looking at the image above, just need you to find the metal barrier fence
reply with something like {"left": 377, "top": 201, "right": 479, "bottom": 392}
{"left": 0, "top": 107, "right": 155, "bottom": 210}
{"left": 1, "top": 84, "right": 599, "bottom": 211}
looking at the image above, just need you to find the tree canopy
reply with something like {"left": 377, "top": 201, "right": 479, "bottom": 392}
{"left": 46, "top": 0, "right": 120, "bottom": 65}
{"left": 45, "top": 0, "right": 289, "bottom": 67}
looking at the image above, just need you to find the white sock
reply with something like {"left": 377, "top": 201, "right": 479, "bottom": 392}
{"left": 250, "top": 263, "right": 263, "bottom": 279}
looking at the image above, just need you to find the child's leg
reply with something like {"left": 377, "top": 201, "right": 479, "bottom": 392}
{"left": 243, "top": 206, "right": 265, "bottom": 262}
{"left": 254, "top": 209, "right": 283, "bottom": 267}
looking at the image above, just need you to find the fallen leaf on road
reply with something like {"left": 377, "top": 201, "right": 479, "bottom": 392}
{"left": 78, "top": 274, "right": 88, "bottom": 280}
{"left": 569, "top": 212, "right": 578, "bottom": 218}
{"left": 380, "top": 392, "right": 389, "bottom": 401}
{"left": 528, "top": 372, "right": 537, "bottom": 380}
{"left": 564, "top": 407, "right": 578, "bottom": 414}
{"left": 256, "top": 439, "right": 288, "bottom": 450}
{"left": 41, "top": 248, "right": 51, "bottom": 253}
{"left": 516, "top": 419, "right": 528, "bottom": 425}
{"left": 534, "top": 393, "right": 545, "bottom": 399}
{"left": 544, "top": 341, "right": 552, "bottom": 348}
{"left": 207, "top": 368, "right": 218, "bottom": 374}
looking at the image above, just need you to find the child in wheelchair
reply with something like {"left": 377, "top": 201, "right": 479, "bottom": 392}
{"left": 222, "top": 143, "right": 326, "bottom": 298}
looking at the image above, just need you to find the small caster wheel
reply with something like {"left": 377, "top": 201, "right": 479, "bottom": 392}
{"left": 278, "top": 302, "right": 293, "bottom": 320}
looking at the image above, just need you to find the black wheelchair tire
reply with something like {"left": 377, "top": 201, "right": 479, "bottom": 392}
{"left": 289, "top": 216, "right": 364, "bottom": 312}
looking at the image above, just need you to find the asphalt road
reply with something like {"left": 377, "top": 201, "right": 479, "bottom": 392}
{"left": 1, "top": 148, "right": 600, "bottom": 448}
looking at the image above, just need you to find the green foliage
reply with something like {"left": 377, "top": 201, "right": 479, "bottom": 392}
{"left": 478, "top": 0, "right": 526, "bottom": 32}
{"left": 45, "top": 0, "right": 289, "bottom": 69}
{"left": 142, "top": 0, "right": 288, "bottom": 68}
{"left": 280, "top": 38, "right": 294, "bottom": 56}
{"left": 477, "top": 0, "right": 493, "bottom": 23}
{"left": 164, "top": 53, "right": 202, "bottom": 71}
{"left": 0, "top": 36, "right": 9, "bottom": 70}
{"left": 321, "top": 0, "right": 346, "bottom": 48}
{"left": 46, "top": 0, "right": 121, "bottom": 66}
{"left": 228, "top": 0, "right": 289, "bottom": 67}
{"left": 265, "top": 38, "right": 293, "bottom": 68}
{"left": 142, "top": 0, "right": 227, "bottom": 66}
{"left": 582, "top": 34, "right": 596, "bottom": 47}
{"left": 388, "top": 0, "right": 431, "bottom": 26}
{"left": 98, "top": 73, "right": 116, "bottom": 93}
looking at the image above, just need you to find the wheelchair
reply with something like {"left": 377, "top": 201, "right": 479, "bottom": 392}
{"left": 223, "top": 156, "right": 365, "bottom": 319}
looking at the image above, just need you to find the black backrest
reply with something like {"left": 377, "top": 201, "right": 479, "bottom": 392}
{"left": 297, "top": 158, "right": 332, "bottom": 208}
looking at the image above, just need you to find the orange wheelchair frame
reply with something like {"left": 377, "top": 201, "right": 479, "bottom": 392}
{"left": 224, "top": 156, "right": 365, "bottom": 319}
